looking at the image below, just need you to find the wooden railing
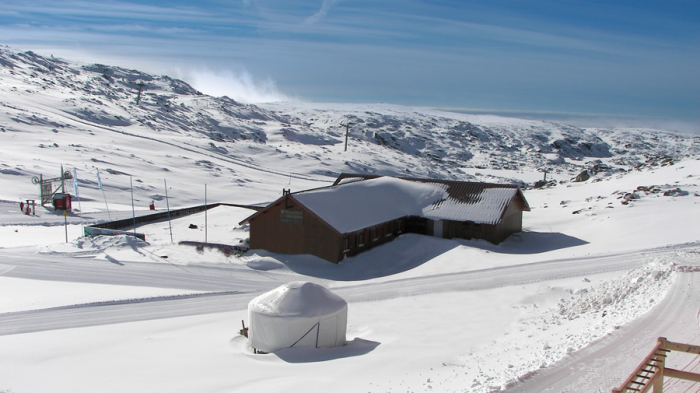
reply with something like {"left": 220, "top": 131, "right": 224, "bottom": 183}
{"left": 612, "top": 337, "right": 700, "bottom": 393}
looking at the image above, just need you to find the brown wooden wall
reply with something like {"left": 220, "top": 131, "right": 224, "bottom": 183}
{"left": 248, "top": 195, "right": 526, "bottom": 263}
{"left": 342, "top": 218, "right": 404, "bottom": 258}
{"left": 248, "top": 197, "right": 344, "bottom": 263}
{"left": 497, "top": 197, "right": 525, "bottom": 241}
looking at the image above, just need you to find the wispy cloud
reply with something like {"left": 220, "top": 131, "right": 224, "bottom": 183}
{"left": 85, "top": 24, "right": 202, "bottom": 35}
{"left": 1, "top": 0, "right": 698, "bottom": 122}
{"left": 2, "top": 0, "right": 210, "bottom": 21}
{"left": 303, "top": 0, "right": 339, "bottom": 25}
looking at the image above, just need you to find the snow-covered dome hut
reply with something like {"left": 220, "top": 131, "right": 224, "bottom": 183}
{"left": 247, "top": 281, "right": 348, "bottom": 353}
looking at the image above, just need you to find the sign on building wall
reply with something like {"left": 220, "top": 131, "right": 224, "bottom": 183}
{"left": 281, "top": 210, "right": 303, "bottom": 225}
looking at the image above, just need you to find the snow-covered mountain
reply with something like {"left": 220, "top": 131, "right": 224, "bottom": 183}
{"left": 2, "top": 45, "right": 698, "bottom": 207}
{"left": 2, "top": 46, "right": 700, "bottom": 393}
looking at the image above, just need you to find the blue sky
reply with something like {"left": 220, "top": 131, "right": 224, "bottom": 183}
{"left": 1, "top": 0, "right": 699, "bottom": 129}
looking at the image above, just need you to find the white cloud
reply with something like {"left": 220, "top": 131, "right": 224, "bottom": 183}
{"left": 304, "top": 0, "right": 339, "bottom": 25}
{"left": 185, "top": 68, "right": 289, "bottom": 104}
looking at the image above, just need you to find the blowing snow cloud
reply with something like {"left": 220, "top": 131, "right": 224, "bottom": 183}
{"left": 187, "top": 68, "right": 289, "bottom": 104}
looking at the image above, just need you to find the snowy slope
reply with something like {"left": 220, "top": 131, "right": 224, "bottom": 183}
{"left": 0, "top": 46, "right": 699, "bottom": 393}
{"left": 2, "top": 45, "right": 698, "bottom": 207}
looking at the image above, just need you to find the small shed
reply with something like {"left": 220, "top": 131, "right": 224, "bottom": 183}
{"left": 52, "top": 193, "right": 72, "bottom": 211}
{"left": 247, "top": 281, "right": 348, "bottom": 353}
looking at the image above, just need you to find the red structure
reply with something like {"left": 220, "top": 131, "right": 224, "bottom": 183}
{"left": 52, "top": 193, "right": 72, "bottom": 211}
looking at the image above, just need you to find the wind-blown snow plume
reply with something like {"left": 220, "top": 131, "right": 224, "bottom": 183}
{"left": 187, "top": 68, "right": 289, "bottom": 103}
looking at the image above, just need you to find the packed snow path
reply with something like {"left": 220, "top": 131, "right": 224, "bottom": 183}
{"left": 0, "top": 244, "right": 695, "bottom": 338}
{"left": 506, "top": 270, "right": 700, "bottom": 393}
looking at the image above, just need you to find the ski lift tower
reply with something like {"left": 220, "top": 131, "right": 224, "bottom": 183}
{"left": 32, "top": 165, "right": 73, "bottom": 206}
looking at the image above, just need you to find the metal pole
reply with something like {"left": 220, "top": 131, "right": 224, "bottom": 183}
{"left": 204, "top": 183, "right": 208, "bottom": 244}
{"left": 102, "top": 188, "right": 111, "bottom": 220}
{"left": 64, "top": 210, "right": 68, "bottom": 243}
{"left": 73, "top": 168, "right": 83, "bottom": 213}
{"left": 61, "top": 164, "right": 65, "bottom": 194}
{"left": 130, "top": 176, "right": 136, "bottom": 236}
{"left": 97, "top": 169, "right": 111, "bottom": 220}
{"left": 164, "top": 179, "right": 173, "bottom": 244}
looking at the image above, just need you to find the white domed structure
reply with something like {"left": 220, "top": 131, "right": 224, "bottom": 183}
{"left": 247, "top": 281, "right": 348, "bottom": 353}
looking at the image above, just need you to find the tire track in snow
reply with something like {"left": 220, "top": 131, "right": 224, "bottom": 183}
{"left": 1, "top": 245, "right": 695, "bottom": 337}
{"left": 504, "top": 271, "right": 700, "bottom": 393}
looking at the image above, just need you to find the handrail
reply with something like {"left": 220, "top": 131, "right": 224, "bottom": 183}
{"left": 612, "top": 337, "right": 700, "bottom": 393}
{"left": 612, "top": 340, "right": 664, "bottom": 393}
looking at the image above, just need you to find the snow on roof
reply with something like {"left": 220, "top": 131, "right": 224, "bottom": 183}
{"left": 248, "top": 281, "right": 347, "bottom": 318}
{"left": 294, "top": 176, "right": 521, "bottom": 233}
{"left": 425, "top": 187, "right": 519, "bottom": 223}
{"left": 294, "top": 177, "right": 448, "bottom": 233}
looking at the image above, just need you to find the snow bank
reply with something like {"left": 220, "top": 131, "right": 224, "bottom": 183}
{"left": 443, "top": 259, "right": 677, "bottom": 392}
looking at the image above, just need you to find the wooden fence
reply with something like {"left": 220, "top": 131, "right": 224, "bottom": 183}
{"left": 612, "top": 337, "right": 700, "bottom": 393}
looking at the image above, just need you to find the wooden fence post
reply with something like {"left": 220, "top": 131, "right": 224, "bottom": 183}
{"left": 652, "top": 337, "right": 667, "bottom": 393}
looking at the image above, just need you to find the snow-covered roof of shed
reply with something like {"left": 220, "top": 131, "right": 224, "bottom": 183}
{"left": 248, "top": 281, "right": 347, "bottom": 318}
{"left": 294, "top": 176, "right": 525, "bottom": 233}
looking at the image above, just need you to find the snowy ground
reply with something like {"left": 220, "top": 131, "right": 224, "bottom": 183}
{"left": 1, "top": 158, "right": 699, "bottom": 393}
{"left": 1, "top": 47, "right": 700, "bottom": 393}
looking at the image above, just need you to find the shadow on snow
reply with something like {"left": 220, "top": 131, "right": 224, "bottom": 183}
{"left": 459, "top": 231, "right": 589, "bottom": 254}
{"left": 246, "top": 231, "right": 588, "bottom": 281}
{"left": 250, "top": 234, "right": 459, "bottom": 281}
{"left": 273, "top": 338, "right": 381, "bottom": 363}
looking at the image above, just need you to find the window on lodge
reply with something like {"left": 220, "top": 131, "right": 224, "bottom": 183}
{"left": 371, "top": 227, "right": 378, "bottom": 241}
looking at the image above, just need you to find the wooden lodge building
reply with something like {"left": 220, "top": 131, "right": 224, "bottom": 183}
{"left": 240, "top": 174, "right": 530, "bottom": 263}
